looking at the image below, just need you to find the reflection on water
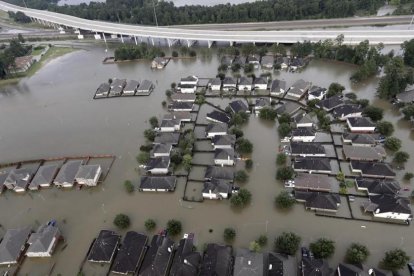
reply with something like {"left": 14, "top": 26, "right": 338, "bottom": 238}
{"left": 0, "top": 44, "right": 413, "bottom": 274}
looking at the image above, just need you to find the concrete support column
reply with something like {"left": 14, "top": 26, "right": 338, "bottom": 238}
{"left": 229, "top": 41, "right": 234, "bottom": 47}
{"left": 102, "top": 33, "right": 107, "bottom": 43}
{"left": 207, "top": 40, "right": 213, "bottom": 48}
{"left": 151, "top": 37, "right": 155, "bottom": 46}
{"left": 134, "top": 36, "right": 138, "bottom": 45}
{"left": 186, "top": 40, "right": 191, "bottom": 48}
{"left": 120, "top": 34, "right": 124, "bottom": 43}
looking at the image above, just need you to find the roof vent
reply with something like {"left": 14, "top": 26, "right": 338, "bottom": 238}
{"left": 248, "top": 260, "right": 252, "bottom": 266}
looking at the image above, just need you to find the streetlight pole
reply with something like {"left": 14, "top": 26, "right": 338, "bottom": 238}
{"left": 410, "top": 14, "right": 414, "bottom": 29}
{"left": 22, "top": 0, "right": 27, "bottom": 8}
{"left": 152, "top": 0, "right": 158, "bottom": 27}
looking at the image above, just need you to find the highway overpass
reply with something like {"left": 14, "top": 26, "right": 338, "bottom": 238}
{"left": 0, "top": 0, "right": 413, "bottom": 46}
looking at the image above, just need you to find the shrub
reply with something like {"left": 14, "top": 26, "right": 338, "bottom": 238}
{"left": 275, "top": 191, "right": 296, "bottom": 209}
{"left": 346, "top": 243, "right": 370, "bottom": 264}
{"left": 172, "top": 50, "right": 178, "bottom": 57}
{"left": 245, "top": 159, "right": 253, "bottom": 170}
{"left": 162, "top": 100, "right": 167, "bottom": 107}
{"left": 327, "top": 82, "right": 345, "bottom": 97}
{"left": 144, "top": 219, "right": 156, "bottom": 231}
{"left": 189, "top": 50, "right": 197, "bottom": 57}
{"left": 278, "top": 113, "right": 291, "bottom": 124}
{"left": 310, "top": 238, "right": 335, "bottom": 259}
{"left": 149, "top": 116, "right": 159, "bottom": 128}
{"left": 230, "top": 127, "right": 244, "bottom": 139}
{"left": 235, "top": 170, "right": 249, "bottom": 183}
{"left": 393, "top": 151, "right": 410, "bottom": 165}
{"left": 230, "top": 188, "right": 252, "bottom": 208}
{"left": 276, "top": 153, "right": 287, "bottom": 166}
{"left": 259, "top": 107, "right": 278, "bottom": 121}
{"left": 384, "top": 137, "right": 402, "bottom": 152}
{"left": 256, "top": 235, "right": 268, "bottom": 247}
{"left": 381, "top": 249, "right": 410, "bottom": 271}
{"left": 113, "top": 214, "right": 130, "bottom": 229}
{"left": 124, "top": 180, "right": 134, "bottom": 193}
{"left": 224, "top": 227, "right": 236, "bottom": 242}
{"left": 230, "top": 112, "right": 249, "bottom": 126}
{"left": 276, "top": 167, "right": 294, "bottom": 181}
{"left": 136, "top": 152, "right": 150, "bottom": 165}
{"left": 278, "top": 123, "right": 291, "bottom": 138}
{"left": 363, "top": 106, "right": 383, "bottom": 121}
{"left": 236, "top": 138, "right": 253, "bottom": 155}
{"left": 166, "top": 219, "right": 182, "bottom": 236}
{"left": 249, "top": 241, "right": 261, "bottom": 252}
{"left": 376, "top": 121, "right": 394, "bottom": 136}
{"left": 144, "top": 129, "right": 156, "bottom": 141}
{"left": 275, "top": 232, "right": 301, "bottom": 255}
{"left": 404, "top": 172, "right": 414, "bottom": 181}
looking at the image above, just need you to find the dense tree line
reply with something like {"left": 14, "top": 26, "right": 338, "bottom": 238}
{"left": 0, "top": 38, "right": 31, "bottom": 78}
{"left": 114, "top": 43, "right": 164, "bottom": 60}
{"left": 6, "top": 0, "right": 388, "bottom": 26}
{"left": 8, "top": 11, "right": 31, "bottom": 23}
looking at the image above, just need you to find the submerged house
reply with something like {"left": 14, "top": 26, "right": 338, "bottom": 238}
{"left": 109, "top": 78, "right": 126, "bottom": 97}
{"left": 136, "top": 80, "right": 154, "bottom": 95}
{"left": 138, "top": 235, "right": 175, "bottom": 276}
{"left": 205, "top": 123, "right": 228, "bottom": 138}
{"left": 160, "top": 119, "right": 181, "bottom": 132}
{"left": 293, "top": 158, "right": 332, "bottom": 174}
{"left": 342, "top": 145, "right": 386, "bottom": 161}
{"left": 342, "top": 132, "right": 382, "bottom": 147}
{"left": 53, "top": 160, "right": 83, "bottom": 188}
{"left": 295, "top": 191, "right": 341, "bottom": 212}
{"left": 229, "top": 100, "right": 249, "bottom": 114}
{"left": 253, "top": 77, "right": 268, "bottom": 90}
{"left": 261, "top": 55, "right": 274, "bottom": 69}
{"left": 29, "top": 164, "right": 59, "bottom": 190}
{"left": 123, "top": 80, "right": 140, "bottom": 95}
{"left": 209, "top": 78, "right": 222, "bottom": 91}
{"left": 202, "top": 178, "right": 232, "bottom": 200}
{"left": 233, "top": 249, "right": 264, "bottom": 276}
{"left": 0, "top": 227, "right": 32, "bottom": 265}
{"left": 214, "top": 148, "right": 235, "bottom": 166}
{"left": 316, "top": 95, "right": 344, "bottom": 112}
{"left": 26, "top": 222, "right": 61, "bottom": 258}
{"left": 151, "top": 57, "right": 168, "bottom": 69}
{"left": 346, "top": 117, "right": 376, "bottom": 133}
{"left": 254, "top": 97, "right": 271, "bottom": 114}
{"left": 237, "top": 77, "right": 253, "bottom": 91}
{"left": 222, "top": 77, "right": 237, "bottom": 91}
{"left": 286, "top": 79, "right": 311, "bottom": 100}
{"left": 350, "top": 161, "right": 396, "bottom": 179}
{"left": 169, "top": 236, "right": 201, "bottom": 276}
{"left": 363, "top": 194, "right": 412, "bottom": 222}
{"left": 95, "top": 82, "right": 111, "bottom": 98}
{"left": 4, "top": 168, "right": 34, "bottom": 193}
{"left": 154, "top": 133, "right": 181, "bottom": 146}
{"left": 75, "top": 165, "right": 102, "bottom": 186}
{"left": 308, "top": 86, "right": 326, "bottom": 101}
{"left": 290, "top": 127, "right": 316, "bottom": 142}
{"left": 87, "top": 230, "right": 120, "bottom": 263}
{"left": 355, "top": 178, "right": 400, "bottom": 195}
{"left": 269, "top": 79, "right": 286, "bottom": 97}
{"left": 205, "top": 166, "right": 234, "bottom": 182}
{"left": 206, "top": 110, "right": 230, "bottom": 124}
{"left": 290, "top": 142, "right": 326, "bottom": 157}
{"left": 211, "top": 134, "right": 236, "bottom": 149}
{"left": 139, "top": 176, "right": 177, "bottom": 192}
{"left": 199, "top": 243, "right": 233, "bottom": 276}
{"left": 332, "top": 104, "right": 363, "bottom": 121}
{"left": 145, "top": 157, "right": 170, "bottom": 175}
{"left": 293, "top": 173, "right": 332, "bottom": 192}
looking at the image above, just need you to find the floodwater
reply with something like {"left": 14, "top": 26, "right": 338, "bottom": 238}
{"left": 0, "top": 43, "right": 413, "bottom": 274}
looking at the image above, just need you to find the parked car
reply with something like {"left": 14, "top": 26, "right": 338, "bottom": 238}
{"left": 407, "top": 262, "right": 414, "bottom": 275}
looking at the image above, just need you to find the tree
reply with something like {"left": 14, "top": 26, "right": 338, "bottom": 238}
{"left": 230, "top": 112, "right": 249, "bottom": 126}
{"left": 166, "top": 219, "right": 182, "bottom": 236}
{"left": 172, "top": 50, "right": 178, "bottom": 57}
{"left": 144, "top": 129, "right": 156, "bottom": 141}
{"left": 236, "top": 138, "right": 253, "bottom": 155}
{"left": 327, "top": 82, "right": 345, "bottom": 97}
{"left": 124, "top": 180, "right": 134, "bottom": 193}
{"left": 384, "top": 137, "right": 402, "bottom": 151}
{"left": 276, "top": 153, "right": 287, "bottom": 166}
{"left": 377, "top": 57, "right": 412, "bottom": 99}
{"left": 230, "top": 127, "right": 244, "bottom": 139}
{"left": 149, "top": 116, "right": 159, "bottom": 128}
{"left": 275, "top": 191, "right": 296, "bottom": 209}
{"left": 276, "top": 167, "right": 294, "bottom": 181}
{"left": 310, "top": 238, "right": 335, "bottom": 259}
{"left": 113, "top": 214, "right": 130, "bottom": 229}
{"left": 249, "top": 241, "right": 261, "bottom": 252}
{"left": 259, "top": 107, "right": 277, "bottom": 121}
{"left": 145, "top": 219, "right": 156, "bottom": 231}
{"left": 346, "top": 243, "right": 370, "bottom": 264}
{"left": 278, "top": 113, "right": 291, "bottom": 124}
{"left": 182, "top": 154, "right": 192, "bottom": 171}
{"left": 235, "top": 170, "right": 249, "bottom": 183}
{"left": 402, "top": 104, "right": 414, "bottom": 120}
{"left": 256, "top": 235, "right": 268, "bottom": 247}
{"left": 393, "top": 151, "right": 410, "bottom": 165}
{"left": 189, "top": 50, "right": 197, "bottom": 57}
{"left": 381, "top": 249, "right": 410, "bottom": 271}
{"left": 224, "top": 227, "right": 236, "bottom": 242}
{"left": 376, "top": 121, "right": 394, "bottom": 136}
{"left": 275, "top": 232, "right": 301, "bottom": 255}
{"left": 245, "top": 159, "right": 253, "bottom": 170}
{"left": 278, "top": 123, "right": 291, "bottom": 138}
{"left": 403, "top": 39, "right": 414, "bottom": 67}
{"left": 363, "top": 106, "right": 383, "bottom": 121}
{"left": 230, "top": 188, "right": 252, "bottom": 208}
{"left": 17, "top": 33, "right": 25, "bottom": 43}
{"left": 404, "top": 172, "right": 414, "bottom": 181}
{"left": 137, "top": 152, "right": 150, "bottom": 165}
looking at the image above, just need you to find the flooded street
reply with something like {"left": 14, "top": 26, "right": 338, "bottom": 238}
{"left": 0, "top": 43, "right": 413, "bottom": 274}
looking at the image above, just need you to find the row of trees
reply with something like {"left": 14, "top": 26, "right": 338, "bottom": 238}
{"left": 14, "top": 0, "right": 387, "bottom": 26}
{"left": 114, "top": 43, "right": 165, "bottom": 61}
{"left": 113, "top": 214, "right": 182, "bottom": 235}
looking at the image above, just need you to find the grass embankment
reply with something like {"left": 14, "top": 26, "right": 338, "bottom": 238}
{"left": 0, "top": 46, "right": 79, "bottom": 86}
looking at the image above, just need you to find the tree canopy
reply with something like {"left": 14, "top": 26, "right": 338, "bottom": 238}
{"left": 381, "top": 249, "right": 410, "bottom": 271}
{"left": 346, "top": 243, "right": 370, "bottom": 264}
{"left": 275, "top": 232, "right": 301, "bottom": 255}
{"left": 310, "top": 238, "right": 335, "bottom": 259}
{"left": 113, "top": 214, "right": 130, "bottom": 229}
{"left": 275, "top": 191, "right": 296, "bottom": 209}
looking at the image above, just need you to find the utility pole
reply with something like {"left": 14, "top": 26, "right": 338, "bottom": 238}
{"left": 410, "top": 14, "right": 414, "bottom": 29}
{"left": 22, "top": 0, "right": 27, "bottom": 8}
{"left": 152, "top": 0, "right": 158, "bottom": 27}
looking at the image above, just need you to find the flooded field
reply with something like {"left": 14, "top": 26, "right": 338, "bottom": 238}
{"left": 0, "top": 43, "right": 413, "bottom": 274}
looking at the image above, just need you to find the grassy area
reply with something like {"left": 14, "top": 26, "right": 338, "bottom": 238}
{"left": 30, "top": 46, "right": 46, "bottom": 56}
{"left": 0, "top": 46, "right": 79, "bottom": 86}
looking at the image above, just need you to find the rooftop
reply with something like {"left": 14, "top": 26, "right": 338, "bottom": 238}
{"left": 363, "top": 194, "right": 411, "bottom": 215}
{"left": 351, "top": 161, "right": 396, "bottom": 178}
{"left": 343, "top": 145, "right": 386, "bottom": 161}
{"left": 347, "top": 117, "right": 375, "bottom": 128}
{"left": 87, "top": 230, "right": 120, "bottom": 263}
{"left": 0, "top": 227, "right": 31, "bottom": 264}
{"left": 202, "top": 179, "right": 232, "bottom": 195}
{"left": 295, "top": 191, "right": 341, "bottom": 211}
{"left": 169, "top": 238, "right": 201, "bottom": 276}
{"left": 233, "top": 249, "right": 264, "bottom": 276}
{"left": 200, "top": 243, "right": 233, "bottom": 276}
{"left": 206, "top": 110, "right": 230, "bottom": 124}
{"left": 229, "top": 100, "right": 249, "bottom": 113}
{"left": 154, "top": 132, "right": 180, "bottom": 145}
{"left": 205, "top": 166, "right": 234, "bottom": 181}
{"left": 54, "top": 160, "right": 83, "bottom": 185}
{"left": 206, "top": 123, "right": 228, "bottom": 134}
{"left": 356, "top": 178, "right": 400, "bottom": 195}
{"left": 293, "top": 157, "right": 331, "bottom": 172}
{"left": 294, "top": 173, "right": 332, "bottom": 191}
{"left": 214, "top": 148, "right": 235, "bottom": 160}
{"left": 140, "top": 176, "right": 176, "bottom": 191}
{"left": 290, "top": 142, "right": 325, "bottom": 155}
{"left": 27, "top": 223, "right": 60, "bottom": 255}
{"left": 146, "top": 157, "right": 170, "bottom": 170}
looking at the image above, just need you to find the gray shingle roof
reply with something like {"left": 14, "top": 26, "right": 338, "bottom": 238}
{"left": 200, "top": 243, "right": 233, "bottom": 276}
{"left": 146, "top": 157, "right": 170, "bottom": 170}
{"left": 214, "top": 148, "right": 235, "bottom": 160}
{"left": 290, "top": 142, "right": 325, "bottom": 155}
{"left": 154, "top": 132, "right": 180, "bottom": 145}
{"left": 54, "top": 160, "right": 83, "bottom": 185}
{"left": 356, "top": 178, "right": 400, "bottom": 195}
{"left": 29, "top": 164, "right": 59, "bottom": 189}
{"left": 205, "top": 166, "right": 234, "bottom": 181}
{"left": 364, "top": 194, "right": 411, "bottom": 215}
{"left": 87, "top": 230, "right": 120, "bottom": 263}
{"left": 294, "top": 173, "right": 332, "bottom": 192}
{"left": 212, "top": 135, "right": 236, "bottom": 147}
{"left": 140, "top": 176, "right": 176, "bottom": 191}
{"left": 295, "top": 191, "right": 340, "bottom": 211}
{"left": 206, "top": 123, "right": 228, "bottom": 134}
{"left": 0, "top": 227, "right": 31, "bottom": 264}
{"left": 347, "top": 117, "right": 375, "bottom": 128}
{"left": 293, "top": 158, "right": 331, "bottom": 172}
{"left": 202, "top": 179, "right": 231, "bottom": 195}
{"left": 233, "top": 249, "right": 264, "bottom": 276}
{"left": 350, "top": 161, "right": 395, "bottom": 178}
{"left": 27, "top": 223, "right": 60, "bottom": 255}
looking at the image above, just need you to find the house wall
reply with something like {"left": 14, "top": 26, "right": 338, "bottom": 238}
{"left": 160, "top": 126, "right": 178, "bottom": 132}
{"left": 254, "top": 84, "right": 268, "bottom": 90}
{"left": 213, "top": 144, "right": 233, "bottom": 150}
{"left": 348, "top": 125, "right": 376, "bottom": 133}
{"left": 238, "top": 85, "right": 252, "bottom": 91}
{"left": 291, "top": 153, "right": 326, "bottom": 157}
{"left": 214, "top": 159, "right": 235, "bottom": 166}
{"left": 148, "top": 168, "right": 169, "bottom": 175}
{"left": 203, "top": 192, "right": 228, "bottom": 200}
{"left": 308, "top": 94, "right": 324, "bottom": 101}
{"left": 291, "top": 136, "right": 316, "bottom": 142}
{"left": 207, "top": 131, "right": 227, "bottom": 138}
{"left": 296, "top": 123, "right": 313, "bottom": 128}
{"left": 338, "top": 112, "right": 363, "bottom": 121}
{"left": 373, "top": 212, "right": 411, "bottom": 221}
{"left": 293, "top": 168, "right": 332, "bottom": 174}
{"left": 141, "top": 188, "right": 169, "bottom": 192}
{"left": 210, "top": 85, "right": 221, "bottom": 91}
{"left": 307, "top": 206, "right": 337, "bottom": 213}
{"left": 180, "top": 87, "right": 196, "bottom": 93}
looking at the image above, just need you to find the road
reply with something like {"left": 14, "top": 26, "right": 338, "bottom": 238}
{"left": 0, "top": 1, "right": 413, "bottom": 45}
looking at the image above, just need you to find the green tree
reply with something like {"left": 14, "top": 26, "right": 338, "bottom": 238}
{"left": 327, "top": 82, "right": 345, "bottom": 97}
{"left": 346, "top": 243, "right": 370, "bottom": 264}
{"left": 172, "top": 50, "right": 178, "bottom": 57}
{"left": 276, "top": 153, "right": 287, "bottom": 166}
{"left": 113, "top": 214, "right": 130, "bottom": 229}
{"left": 166, "top": 219, "right": 182, "bottom": 236}
{"left": 230, "top": 112, "right": 249, "bottom": 126}
{"left": 377, "top": 57, "right": 412, "bottom": 99}
{"left": 275, "top": 191, "right": 296, "bottom": 209}
{"left": 276, "top": 167, "right": 294, "bottom": 181}
{"left": 384, "top": 137, "right": 402, "bottom": 151}
{"left": 404, "top": 172, "right": 414, "bottom": 181}
{"left": 381, "top": 249, "right": 410, "bottom": 271}
{"left": 259, "top": 107, "right": 277, "bottom": 121}
{"left": 249, "top": 241, "right": 261, "bottom": 252}
{"left": 230, "top": 188, "right": 252, "bottom": 208}
{"left": 236, "top": 138, "right": 253, "bottom": 155}
{"left": 137, "top": 152, "right": 150, "bottom": 165}
{"left": 124, "top": 180, "right": 134, "bottom": 193}
{"left": 149, "top": 116, "right": 159, "bottom": 128}
{"left": 144, "top": 129, "right": 156, "bottom": 141}
{"left": 274, "top": 232, "right": 301, "bottom": 255}
{"left": 393, "top": 151, "right": 410, "bottom": 165}
{"left": 363, "top": 106, "right": 383, "bottom": 121}
{"left": 256, "top": 235, "right": 268, "bottom": 247}
{"left": 235, "top": 170, "right": 249, "bottom": 183}
{"left": 401, "top": 104, "right": 414, "bottom": 120}
{"left": 230, "top": 127, "right": 244, "bottom": 139}
{"left": 403, "top": 39, "right": 414, "bottom": 67}
{"left": 182, "top": 154, "right": 193, "bottom": 171}
{"left": 245, "top": 159, "right": 253, "bottom": 170}
{"left": 278, "top": 123, "right": 291, "bottom": 138}
{"left": 310, "top": 238, "right": 335, "bottom": 259}
{"left": 224, "top": 227, "right": 236, "bottom": 242}
{"left": 278, "top": 113, "right": 291, "bottom": 124}
{"left": 376, "top": 121, "right": 394, "bottom": 136}
{"left": 144, "top": 219, "right": 156, "bottom": 231}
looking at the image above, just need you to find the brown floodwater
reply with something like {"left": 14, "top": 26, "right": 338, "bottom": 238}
{"left": 0, "top": 43, "right": 413, "bottom": 275}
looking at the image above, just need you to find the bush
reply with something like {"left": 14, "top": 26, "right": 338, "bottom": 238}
{"left": 149, "top": 116, "right": 159, "bottom": 128}
{"left": 381, "top": 249, "right": 410, "bottom": 271}
{"left": 230, "top": 127, "right": 244, "bottom": 139}
{"left": 236, "top": 138, "right": 253, "bottom": 155}
{"left": 278, "top": 113, "right": 291, "bottom": 124}
{"left": 124, "top": 180, "right": 134, "bottom": 193}
{"left": 278, "top": 123, "right": 291, "bottom": 138}
{"left": 224, "top": 228, "right": 236, "bottom": 242}
{"left": 165, "top": 89, "right": 172, "bottom": 98}
{"left": 276, "top": 167, "right": 294, "bottom": 181}
{"left": 327, "top": 82, "right": 345, "bottom": 97}
{"left": 189, "top": 50, "right": 197, "bottom": 57}
{"left": 182, "top": 154, "right": 193, "bottom": 171}
{"left": 346, "top": 243, "right": 370, "bottom": 264}
{"left": 136, "top": 152, "right": 150, "bottom": 165}
{"left": 363, "top": 106, "right": 383, "bottom": 121}
{"left": 384, "top": 137, "right": 402, "bottom": 152}
{"left": 310, "top": 238, "right": 335, "bottom": 259}
{"left": 166, "top": 219, "right": 182, "bottom": 236}
{"left": 404, "top": 172, "right": 414, "bottom": 181}
{"left": 113, "top": 214, "right": 130, "bottom": 229}
{"left": 256, "top": 235, "right": 268, "bottom": 247}
{"left": 249, "top": 241, "right": 261, "bottom": 252}
{"left": 275, "top": 191, "right": 296, "bottom": 209}
{"left": 144, "top": 129, "right": 156, "bottom": 141}
{"left": 230, "top": 188, "right": 252, "bottom": 208}
{"left": 230, "top": 112, "right": 249, "bottom": 126}
{"left": 245, "top": 159, "right": 253, "bottom": 170}
{"left": 172, "top": 50, "right": 178, "bottom": 57}
{"left": 275, "top": 232, "right": 301, "bottom": 255}
{"left": 393, "top": 151, "right": 410, "bottom": 165}
{"left": 162, "top": 100, "right": 167, "bottom": 107}
{"left": 235, "top": 170, "right": 249, "bottom": 183}
{"left": 144, "top": 219, "right": 156, "bottom": 231}
{"left": 259, "top": 107, "right": 278, "bottom": 121}
{"left": 276, "top": 153, "right": 287, "bottom": 166}
{"left": 140, "top": 144, "right": 153, "bottom": 152}
{"left": 376, "top": 121, "right": 394, "bottom": 136}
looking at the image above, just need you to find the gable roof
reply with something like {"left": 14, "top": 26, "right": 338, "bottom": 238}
{"left": 200, "top": 243, "right": 233, "bottom": 276}
{"left": 0, "top": 227, "right": 31, "bottom": 264}
{"left": 301, "top": 257, "right": 333, "bottom": 276}
{"left": 171, "top": 93, "right": 197, "bottom": 101}
{"left": 54, "top": 160, "right": 83, "bottom": 185}
{"left": 223, "top": 76, "right": 237, "bottom": 85}
{"left": 169, "top": 238, "right": 201, "bottom": 276}
{"left": 4, "top": 168, "right": 33, "bottom": 189}
{"left": 342, "top": 133, "right": 377, "bottom": 146}
{"left": 350, "top": 161, "right": 395, "bottom": 178}
{"left": 87, "top": 230, "right": 120, "bottom": 263}
{"left": 206, "top": 110, "right": 230, "bottom": 124}
{"left": 347, "top": 117, "right": 375, "bottom": 128}
{"left": 275, "top": 102, "right": 302, "bottom": 116}
{"left": 212, "top": 135, "right": 236, "bottom": 147}
{"left": 294, "top": 173, "right": 332, "bottom": 192}
{"left": 214, "top": 148, "right": 235, "bottom": 161}
{"left": 152, "top": 144, "right": 172, "bottom": 155}
{"left": 29, "top": 165, "right": 59, "bottom": 188}
{"left": 203, "top": 179, "right": 231, "bottom": 195}
{"left": 294, "top": 113, "right": 313, "bottom": 125}
{"left": 270, "top": 79, "right": 286, "bottom": 92}
{"left": 343, "top": 145, "right": 386, "bottom": 161}
{"left": 97, "top": 82, "right": 110, "bottom": 93}
{"left": 295, "top": 191, "right": 340, "bottom": 211}
{"left": 111, "top": 231, "right": 148, "bottom": 275}
{"left": 209, "top": 78, "right": 222, "bottom": 86}
{"left": 233, "top": 249, "right": 264, "bottom": 276}
{"left": 293, "top": 158, "right": 331, "bottom": 172}
{"left": 181, "top": 75, "right": 198, "bottom": 82}
{"left": 261, "top": 55, "right": 274, "bottom": 65}
{"left": 206, "top": 123, "right": 228, "bottom": 134}
{"left": 308, "top": 86, "right": 326, "bottom": 97}
{"left": 253, "top": 77, "right": 268, "bottom": 85}
{"left": 238, "top": 77, "right": 253, "bottom": 86}
{"left": 290, "top": 79, "right": 310, "bottom": 90}
{"left": 229, "top": 100, "right": 249, "bottom": 113}
{"left": 316, "top": 95, "right": 344, "bottom": 110}
{"left": 169, "top": 101, "right": 194, "bottom": 110}
{"left": 161, "top": 118, "right": 180, "bottom": 128}
{"left": 332, "top": 104, "right": 362, "bottom": 118}
{"left": 266, "top": 252, "right": 297, "bottom": 276}
{"left": 396, "top": 89, "right": 414, "bottom": 103}
{"left": 337, "top": 263, "right": 367, "bottom": 276}
{"left": 356, "top": 178, "right": 400, "bottom": 195}
{"left": 124, "top": 80, "right": 139, "bottom": 91}
{"left": 146, "top": 157, "right": 170, "bottom": 170}
{"left": 255, "top": 97, "right": 271, "bottom": 108}
{"left": 27, "top": 223, "right": 60, "bottom": 255}
{"left": 291, "top": 127, "right": 316, "bottom": 137}
{"left": 363, "top": 194, "right": 411, "bottom": 215}
{"left": 139, "top": 235, "right": 175, "bottom": 276}
{"left": 137, "top": 80, "right": 154, "bottom": 91}
{"left": 154, "top": 132, "right": 180, "bottom": 145}
{"left": 75, "top": 165, "right": 101, "bottom": 180}
{"left": 205, "top": 166, "right": 234, "bottom": 181}
{"left": 140, "top": 176, "right": 176, "bottom": 191}
{"left": 290, "top": 142, "right": 325, "bottom": 155}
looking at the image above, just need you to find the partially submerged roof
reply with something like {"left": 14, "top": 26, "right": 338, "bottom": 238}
{"left": 202, "top": 179, "right": 231, "bottom": 195}
{"left": 169, "top": 238, "right": 201, "bottom": 276}
{"left": 214, "top": 148, "right": 235, "bottom": 161}
{"left": 343, "top": 145, "right": 385, "bottom": 161}
{"left": 27, "top": 223, "right": 60, "bottom": 255}
{"left": 270, "top": 79, "right": 286, "bottom": 92}
{"left": 293, "top": 158, "right": 331, "bottom": 172}
{"left": 140, "top": 176, "right": 176, "bottom": 191}
{"left": 199, "top": 243, "right": 233, "bottom": 276}
{"left": 206, "top": 123, "right": 228, "bottom": 134}
{"left": 347, "top": 117, "right": 375, "bottom": 128}
{"left": 154, "top": 132, "right": 180, "bottom": 145}
{"left": 316, "top": 95, "right": 344, "bottom": 110}
{"left": 139, "top": 235, "right": 175, "bottom": 276}
{"left": 206, "top": 110, "right": 230, "bottom": 124}
{"left": 88, "top": 230, "right": 120, "bottom": 263}
{"left": 233, "top": 249, "right": 264, "bottom": 276}
{"left": 0, "top": 227, "right": 31, "bottom": 264}
{"left": 363, "top": 194, "right": 411, "bottom": 215}
{"left": 137, "top": 80, "right": 154, "bottom": 91}
{"left": 332, "top": 104, "right": 362, "bottom": 118}
{"left": 295, "top": 191, "right": 340, "bottom": 211}
{"left": 356, "top": 178, "right": 400, "bottom": 195}
{"left": 229, "top": 100, "right": 249, "bottom": 113}
{"left": 294, "top": 173, "right": 332, "bottom": 191}
{"left": 29, "top": 164, "right": 59, "bottom": 188}
{"left": 205, "top": 166, "right": 234, "bottom": 181}
{"left": 54, "top": 160, "right": 83, "bottom": 184}
{"left": 124, "top": 80, "right": 139, "bottom": 91}
{"left": 290, "top": 79, "right": 310, "bottom": 90}
{"left": 290, "top": 142, "right": 325, "bottom": 155}
{"left": 111, "top": 231, "right": 148, "bottom": 275}
{"left": 146, "top": 157, "right": 170, "bottom": 170}
{"left": 75, "top": 165, "right": 101, "bottom": 180}
{"left": 351, "top": 161, "right": 395, "bottom": 178}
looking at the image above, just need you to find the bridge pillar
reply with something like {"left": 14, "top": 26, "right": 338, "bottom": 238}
{"left": 167, "top": 38, "right": 172, "bottom": 48}
{"left": 102, "top": 33, "right": 107, "bottom": 43}
{"left": 229, "top": 41, "right": 234, "bottom": 47}
{"left": 120, "top": 34, "right": 124, "bottom": 43}
{"left": 151, "top": 37, "right": 155, "bottom": 46}
{"left": 207, "top": 40, "right": 213, "bottom": 48}
{"left": 134, "top": 36, "right": 138, "bottom": 45}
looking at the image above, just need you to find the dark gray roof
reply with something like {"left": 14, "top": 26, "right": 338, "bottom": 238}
{"left": 350, "top": 161, "right": 395, "bottom": 178}
{"left": 343, "top": 145, "right": 385, "bottom": 161}
{"left": 110, "top": 78, "right": 126, "bottom": 89}
{"left": 337, "top": 263, "right": 366, "bottom": 276}
{"left": 316, "top": 95, "right": 344, "bottom": 111}
{"left": 247, "top": 54, "right": 260, "bottom": 62}
{"left": 301, "top": 257, "right": 333, "bottom": 276}
{"left": 4, "top": 168, "right": 33, "bottom": 190}
{"left": 137, "top": 80, "right": 154, "bottom": 91}
{"left": 356, "top": 178, "right": 400, "bottom": 195}
{"left": 266, "top": 252, "right": 297, "bottom": 276}
{"left": 295, "top": 191, "right": 340, "bottom": 211}
{"left": 54, "top": 160, "right": 83, "bottom": 185}
{"left": 342, "top": 133, "right": 377, "bottom": 145}
{"left": 209, "top": 78, "right": 222, "bottom": 86}
{"left": 396, "top": 89, "right": 414, "bottom": 103}
{"left": 205, "top": 166, "right": 234, "bottom": 181}
{"left": 160, "top": 119, "right": 180, "bottom": 128}
{"left": 87, "top": 230, "right": 120, "bottom": 263}
{"left": 364, "top": 194, "right": 411, "bottom": 215}
{"left": 223, "top": 76, "right": 237, "bottom": 85}
{"left": 202, "top": 179, "right": 231, "bottom": 195}
{"left": 229, "top": 100, "right": 249, "bottom": 113}
{"left": 124, "top": 80, "right": 139, "bottom": 91}
{"left": 0, "top": 227, "right": 31, "bottom": 264}
{"left": 205, "top": 123, "right": 228, "bottom": 134}
{"left": 140, "top": 176, "right": 176, "bottom": 191}
{"left": 291, "top": 79, "right": 310, "bottom": 90}
{"left": 291, "top": 127, "right": 316, "bottom": 137}
{"left": 111, "top": 231, "right": 148, "bottom": 275}
{"left": 275, "top": 56, "right": 289, "bottom": 65}
{"left": 164, "top": 111, "right": 192, "bottom": 121}
{"left": 139, "top": 235, "right": 175, "bottom": 276}
{"left": 238, "top": 77, "right": 253, "bottom": 86}
{"left": 290, "top": 57, "right": 305, "bottom": 67}
{"left": 221, "top": 56, "right": 233, "bottom": 66}
{"left": 154, "top": 133, "right": 181, "bottom": 145}
{"left": 293, "top": 158, "right": 331, "bottom": 172}
{"left": 290, "top": 142, "right": 325, "bottom": 155}
{"left": 261, "top": 55, "right": 274, "bottom": 66}
{"left": 233, "top": 249, "right": 264, "bottom": 276}
{"left": 308, "top": 86, "right": 326, "bottom": 97}
{"left": 152, "top": 144, "right": 172, "bottom": 155}
{"left": 233, "top": 56, "right": 246, "bottom": 66}
{"left": 275, "top": 102, "right": 302, "bottom": 116}
{"left": 214, "top": 148, "right": 235, "bottom": 161}
{"left": 170, "top": 102, "right": 194, "bottom": 110}
{"left": 171, "top": 93, "right": 197, "bottom": 101}
{"left": 169, "top": 238, "right": 201, "bottom": 276}
{"left": 27, "top": 223, "right": 60, "bottom": 255}
{"left": 332, "top": 104, "right": 362, "bottom": 118}
{"left": 212, "top": 135, "right": 236, "bottom": 147}
{"left": 206, "top": 110, "right": 230, "bottom": 124}
{"left": 270, "top": 79, "right": 286, "bottom": 92}
{"left": 146, "top": 157, "right": 170, "bottom": 170}
{"left": 253, "top": 77, "right": 268, "bottom": 85}
{"left": 347, "top": 117, "right": 375, "bottom": 128}
{"left": 181, "top": 75, "right": 198, "bottom": 82}
{"left": 294, "top": 113, "right": 313, "bottom": 125}
{"left": 75, "top": 165, "right": 101, "bottom": 181}
{"left": 96, "top": 82, "right": 110, "bottom": 93}
{"left": 255, "top": 98, "right": 271, "bottom": 108}
{"left": 199, "top": 243, "right": 233, "bottom": 276}
{"left": 29, "top": 164, "right": 59, "bottom": 188}
{"left": 294, "top": 173, "right": 332, "bottom": 192}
